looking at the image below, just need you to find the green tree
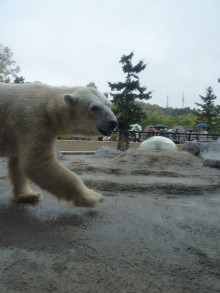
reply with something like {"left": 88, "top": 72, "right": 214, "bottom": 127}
{"left": 14, "top": 76, "right": 25, "bottom": 84}
{"left": 0, "top": 44, "right": 20, "bottom": 83}
{"left": 195, "top": 87, "right": 220, "bottom": 130}
{"left": 138, "top": 101, "right": 196, "bottom": 130}
{"left": 108, "top": 52, "right": 151, "bottom": 150}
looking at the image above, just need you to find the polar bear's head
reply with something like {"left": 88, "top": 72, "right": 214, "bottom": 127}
{"left": 63, "top": 87, "right": 117, "bottom": 136}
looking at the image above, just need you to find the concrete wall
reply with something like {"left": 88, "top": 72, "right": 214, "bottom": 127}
{"left": 56, "top": 140, "right": 119, "bottom": 151}
{"left": 56, "top": 140, "right": 183, "bottom": 152}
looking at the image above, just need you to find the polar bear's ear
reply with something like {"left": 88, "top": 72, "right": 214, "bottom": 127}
{"left": 64, "top": 94, "right": 76, "bottom": 107}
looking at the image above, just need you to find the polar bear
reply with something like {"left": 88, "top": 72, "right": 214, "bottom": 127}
{"left": 0, "top": 83, "right": 117, "bottom": 207}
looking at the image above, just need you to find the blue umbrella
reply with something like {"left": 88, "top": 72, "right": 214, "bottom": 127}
{"left": 195, "top": 123, "right": 209, "bottom": 128}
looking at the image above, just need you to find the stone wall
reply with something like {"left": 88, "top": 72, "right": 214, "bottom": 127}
{"left": 56, "top": 140, "right": 183, "bottom": 152}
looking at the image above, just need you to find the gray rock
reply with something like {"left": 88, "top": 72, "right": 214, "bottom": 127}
{"left": 183, "top": 140, "right": 220, "bottom": 168}
{"left": 182, "top": 141, "right": 204, "bottom": 155}
{"left": 94, "top": 146, "right": 121, "bottom": 158}
{"left": 55, "top": 148, "right": 64, "bottom": 159}
{"left": 200, "top": 152, "right": 220, "bottom": 168}
{"left": 200, "top": 141, "right": 220, "bottom": 168}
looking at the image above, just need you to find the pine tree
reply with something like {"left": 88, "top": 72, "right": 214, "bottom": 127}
{"left": 108, "top": 52, "right": 151, "bottom": 150}
{"left": 14, "top": 76, "right": 25, "bottom": 84}
{"left": 195, "top": 87, "right": 220, "bottom": 130}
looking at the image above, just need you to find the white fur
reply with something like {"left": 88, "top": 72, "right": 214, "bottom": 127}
{"left": 0, "top": 83, "right": 117, "bottom": 206}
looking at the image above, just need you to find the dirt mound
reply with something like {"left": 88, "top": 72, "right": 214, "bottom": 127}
{"left": 68, "top": 150, "right": 220, "bottom": 196}
{"left": 111, "top": 149, "right": 202, "bottom": 171}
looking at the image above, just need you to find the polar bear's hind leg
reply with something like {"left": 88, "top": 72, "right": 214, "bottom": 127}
{"left": 8, "top": 156, "right": 42, "bottom": 203}
{"left": 21, "top": 151, "right": 103, "bottom": 207}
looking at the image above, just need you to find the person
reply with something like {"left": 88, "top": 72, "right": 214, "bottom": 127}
{"left": 157, "top": 128, "right": 163, "bottom": 136}
{"left": 172, "top": 129, "right": 180, "bottom": 144}
{"left": 132, "top": 126, "right": 141, "bottom": 142}
{"left": 162, "top": 128, "right": 169, "bottom": 138}
{"left": 103, "top": 136, "right": 111, "bottom": 141}
{"left": 213, "top": 130, "right": 219, "bottom": 140}
{"left": 199, "top": 127, "right": 208, "bottom": 141}
{"left": 146, "top": 126, "right": 155, "bottom": 138}
{"left": 149, "top": 126, "right": 155, "bottom": 135}
{"left": 187, "top": 130, "right": 192, "bottom": 141}
{"left": 190, "top": 128, "right": 198, "bottom": 141}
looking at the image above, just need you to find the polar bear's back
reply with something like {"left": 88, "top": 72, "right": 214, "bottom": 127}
{"left": 0, "top": 83, "right": 48, "bottom": 127}
{"left": 0, "top": 83, "right": 61, "bottom": 103}
{"left": 0, "top": 83, "right": 70, "bottom": 121}
{"left": 0, "top": 83, "right": 63, "bottom": 146}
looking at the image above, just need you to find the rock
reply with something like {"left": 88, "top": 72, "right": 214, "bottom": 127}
{"left": 182, "top": 141, "right": 209, "bottom": 155}
{"left": 55, "top": 149, "right": 64, "bottom": 159}
{"left": 94, "top": 146, "right": 121, "bottom": 158}
{"left": 183, "top": 140, "right": 220, "bottom": 168}
{"left": 200, "top": 141, "right": 220, "bottom": 168}
{"left": 201, "top": 152, "right": 220, "bottom": 168}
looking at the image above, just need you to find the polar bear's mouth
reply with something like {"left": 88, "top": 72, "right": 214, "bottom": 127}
{"left": 98, "top": 128, "right": 113, "bottom": 136}
{"left": 97, "top": 120, "right": 117, "bottom": 136}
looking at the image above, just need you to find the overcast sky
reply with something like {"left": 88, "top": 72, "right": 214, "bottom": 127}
{"left": 1, "top": 0, "right": 220, "bottom": 108}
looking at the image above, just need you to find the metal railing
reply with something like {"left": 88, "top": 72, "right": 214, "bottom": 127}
{"left": 125, "top": 131, "right": 220, "bottom": 143}
{"left": 57, "top": 131, "right": 220, "bottom": 143}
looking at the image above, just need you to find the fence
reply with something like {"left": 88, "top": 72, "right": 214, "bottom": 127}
{"left": 58, "top": 131, "right": 220, "bottom": 144}
{"left": 123, "top": 131, "right": 220, "bottom": 144}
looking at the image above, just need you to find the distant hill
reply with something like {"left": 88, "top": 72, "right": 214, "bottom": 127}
{"left": 137, "top": 102, "right": 196, "bottom": 129}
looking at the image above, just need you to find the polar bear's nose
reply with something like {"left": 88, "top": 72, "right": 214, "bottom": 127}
{"left": 108, "top": 120, "right": 118, "bottom": 130}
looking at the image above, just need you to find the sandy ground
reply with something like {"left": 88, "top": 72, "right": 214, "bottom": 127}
{"left": 0, "top": 150, "right": 220, "bottom": 293}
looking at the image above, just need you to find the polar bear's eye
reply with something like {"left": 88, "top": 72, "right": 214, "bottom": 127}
{"left": 91, "top": 105, "right": 101, "bottom": 112}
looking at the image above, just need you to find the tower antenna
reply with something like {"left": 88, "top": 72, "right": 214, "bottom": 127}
{"left": 166, "top": 92, "right": 169, "bottom": 108}
{"left": 182, "top": 91, "right": 185, "bottom": 108}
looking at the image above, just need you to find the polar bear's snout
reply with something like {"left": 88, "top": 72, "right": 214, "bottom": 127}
{"left": 98, "top": 119, "right": 117, "bottom": 136}
{"left": 91, "top": 103, "right": 117, "bottom": 136}
{"left": 108, "top": 120, "right": 118, "bottom": 130}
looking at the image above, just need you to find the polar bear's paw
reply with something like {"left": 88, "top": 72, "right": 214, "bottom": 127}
{"left": 74, "top": 188, "right": 103, "bottom": 208}
{"left": 15, "top": 193, "right": 42, "bottom": 203}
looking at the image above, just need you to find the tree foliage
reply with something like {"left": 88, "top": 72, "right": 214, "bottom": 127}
{"left": 108, "top": 52, "right": 151, "bottom": 150}
{"left": 14, "top": 76, "right": 25, "bottom": 84}
{"left": 195, "top": 87, "right": 220, "bottom": 130}
{"left": 139, "top": 102, "right": 196, "bottom": 129}
{"left": 0, "top": 44, "right": 20, "bottom": 83}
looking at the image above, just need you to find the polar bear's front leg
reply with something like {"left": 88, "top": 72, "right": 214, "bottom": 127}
{"left": 8, "top": 156, "right": 42, "bottom": 203}
{"left": 22, "top": 153, "right": 103, "bottom": 207}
